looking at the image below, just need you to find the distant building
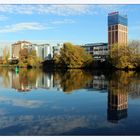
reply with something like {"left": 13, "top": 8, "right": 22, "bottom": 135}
{"left": 82, "top": 43, "right": 108, "bottom": 61}
{"left": 53, "top": 43, "right": 63, "bottom": 55}
{"left": 12, "top": 41, "right": 31, "bottom": 58}
{"left": 108, "top": 12, "right": 128, "bottom": 49}
{"left": 27, "top": 43, "right": 53, "bottom": 60}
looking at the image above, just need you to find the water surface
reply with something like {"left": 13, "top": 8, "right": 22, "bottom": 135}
{"left": 0, "top": 67, "right": 140, "bottom": 135}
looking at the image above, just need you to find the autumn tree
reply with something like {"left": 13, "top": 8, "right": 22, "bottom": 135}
{"left": 27, "top": 50, "right": 41, "bottom": 67}
{"left": 2, "top": 47, "right": 10, "bottom": 65}
{"left": 109, "top": 43, "right": 135, "bottom": 69}
{"left": 128, "top": 40, "right": 140, "bottom": 68}
{"left": 53, "top": 42, "right": 93, "bottom": 68}
{"left": 19, "top": 48, "right": 28, "bottom": 67}
{"left": 18, "top": 48, "right": 41, "bottom": 68}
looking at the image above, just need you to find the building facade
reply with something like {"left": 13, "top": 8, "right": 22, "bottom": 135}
{"left": 82, "top": 43, "right": 108, "bottom": 61}
{"left": 53, "top": 43, "right": 63, "bottom": 55}
{"left": 108, "top": 12, "right": 128, "bottom": 49}
{"left": 27, "top": 44, "right": 53, "bottom": 60}
{"left": 12, "top": 41, "right": 31, "bottom": 58}
{"left": 11, "top": 41, "right": 62, "bottom": 61}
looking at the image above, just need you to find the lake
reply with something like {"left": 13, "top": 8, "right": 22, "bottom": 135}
{"left": 0, "top": 67, "right": 140, "bottom": 135}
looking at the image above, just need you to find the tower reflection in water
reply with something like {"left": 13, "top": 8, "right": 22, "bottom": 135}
{"left": 107, "top": 81, "right": 128, "bottom": 123}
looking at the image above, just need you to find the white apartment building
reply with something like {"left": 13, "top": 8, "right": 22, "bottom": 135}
{"left": 82, "top": 43, "right": 108, "bottom": 61}
{"left": 53, "top": 43, "right": 63, "bottom": 55}
{"left": 27, "top": 43, "right": 53, "bottom": 60}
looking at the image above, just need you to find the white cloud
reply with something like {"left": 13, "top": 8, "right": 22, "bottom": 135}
{"left": 97, "top": 5, "right": 123, "bottom": 11}
{"left": 0, "top": 5, "right": 129, "bottom": 17}
{"left": 0, "top": 22, "right": 48, "bottom": 33}
{"left": 0, "top": 19, "right": 75, "bottom": 34}
{"left": 51, "top": 19, "right": 76, "bottom": 24}
{"left": 0, "top": 15, "right": 8, "bottom": 21}
{"left": 0, "top": 5, "right": 93, "bottom": 16}
{"left": 95, "top": 5, "right": 127, "bottom": 14}
{"left": 0, "top": 5, "right": 35, "bottom": 14}
{"left": 0, "top": 5, "right": 136, "bottom": 17}
{"left": 0, "top": 96, "right": 43, "bottom": 108}
{"left": 42, "top": 5, "right": 93, "bottom": 16}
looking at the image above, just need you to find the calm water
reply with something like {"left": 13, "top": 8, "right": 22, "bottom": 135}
{"left": 0, "top": 67, "right": 140, "bottom": 135}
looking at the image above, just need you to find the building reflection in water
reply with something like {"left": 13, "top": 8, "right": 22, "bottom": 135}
{"left": 86, "top": 74, "right": 108, "bottom": 91}
{"left": 0, "top": 68, "right": 137, "bottom": 127}
{"left": 2, "top": 69, "right": 94, "bottom": 93}
{"left": 107, "top": 81, "right": 128, "bottom": 123}
{"left": 11, "top": 69, "right": 54, "bottom": 92}
{"left": 36, "top": 72, "right": 53, "bottom": 89}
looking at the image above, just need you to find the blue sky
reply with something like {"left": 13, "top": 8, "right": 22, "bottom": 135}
{"left": 0, "top": 4, "right": 140, "bottom": 45}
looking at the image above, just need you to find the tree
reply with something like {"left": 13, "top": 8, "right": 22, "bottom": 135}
{"left": 54, "top": 42, "right": 93, "bottom": 68}
{"left": 19, "top": 48, "right": 28, "bottom": 67}
{"left": 2, "top": 47, "right": 10, "bottom": 65}
{"left": 27, "top": 50, "right": 40, "bottom": 67}
{"left": 128, "top": 40, "right": 140, "bottom": 68}
{"left": 18, "top": 48, "right": 41, "bottom": 68}
{"left": 109, "top": 43, "right": 135, "bottom": 69}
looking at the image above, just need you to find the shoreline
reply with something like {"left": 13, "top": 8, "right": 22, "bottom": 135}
{"left": 0, "top": 64, "right": 140, "bottom": 72}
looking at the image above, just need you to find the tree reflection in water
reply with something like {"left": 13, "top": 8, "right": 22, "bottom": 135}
{"left": 1, "top": 67, "right": 140, "bottom": 130}
{"left": 54, "top": 70, "right": 93, "bottom": 93}
{"left": 0, "top": 68, "right": 140, "bottom": 96}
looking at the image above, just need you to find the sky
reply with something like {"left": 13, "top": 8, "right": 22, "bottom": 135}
{"left": 0, "top": 4, "right": 140, "bottom": 46}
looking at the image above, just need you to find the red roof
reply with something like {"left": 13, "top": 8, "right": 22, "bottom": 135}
{"left": 108, "top": 12, "right": 119, "bottom": 16}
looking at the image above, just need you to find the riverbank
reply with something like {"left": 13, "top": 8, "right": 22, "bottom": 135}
{"left": 1, "top": 60, "right": 140, "bottom": 72}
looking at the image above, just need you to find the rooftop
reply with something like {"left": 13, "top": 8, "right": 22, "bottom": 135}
{"left": 12, "top": 41, "right": 32, "bottom": 46}
{"left": 82, "top": 43, "right": 108, "bottom": 47}
{"left": 108, "top": 11, "right": 127, "bottom": 18}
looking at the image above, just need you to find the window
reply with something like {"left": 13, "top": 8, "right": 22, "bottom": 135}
{"left": 109, "top": 32, "right": 111, "bottom": 45}
{"left": 108, "top": 14, "right": 127, "bottom": 26}
{"left": 112, "top": 26, "right": 115, "bottom": 30}
{"left": 118, "top": 15, "right": 127, "bottom": 26}
{"left": 115, "top": 31, "right": 118, "bottom": 43}
{"left": 108, "top": 14, "right": 118, "bottom": 26}
{"left": 112, "top": 31, "right": 114, "bottom": 44}
{"left": 90, "top": 47, "right": 93, "bottom": 51}
{"left": 108, "top": 27, "right": 111, "bottom": 30}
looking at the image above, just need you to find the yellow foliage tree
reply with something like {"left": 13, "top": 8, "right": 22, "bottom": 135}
{"left": 54, "top": 42, "right": 93, "bottom": 68}
{"left": 109, "top": 44, "right": 135, "bottom": 69}
{"left": 19, "top": 48, "right": 41, "bottom": 68}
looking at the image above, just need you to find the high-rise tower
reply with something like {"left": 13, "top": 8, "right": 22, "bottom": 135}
{"left": 108, "top": 12, "right": 128, "bottom": 49}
